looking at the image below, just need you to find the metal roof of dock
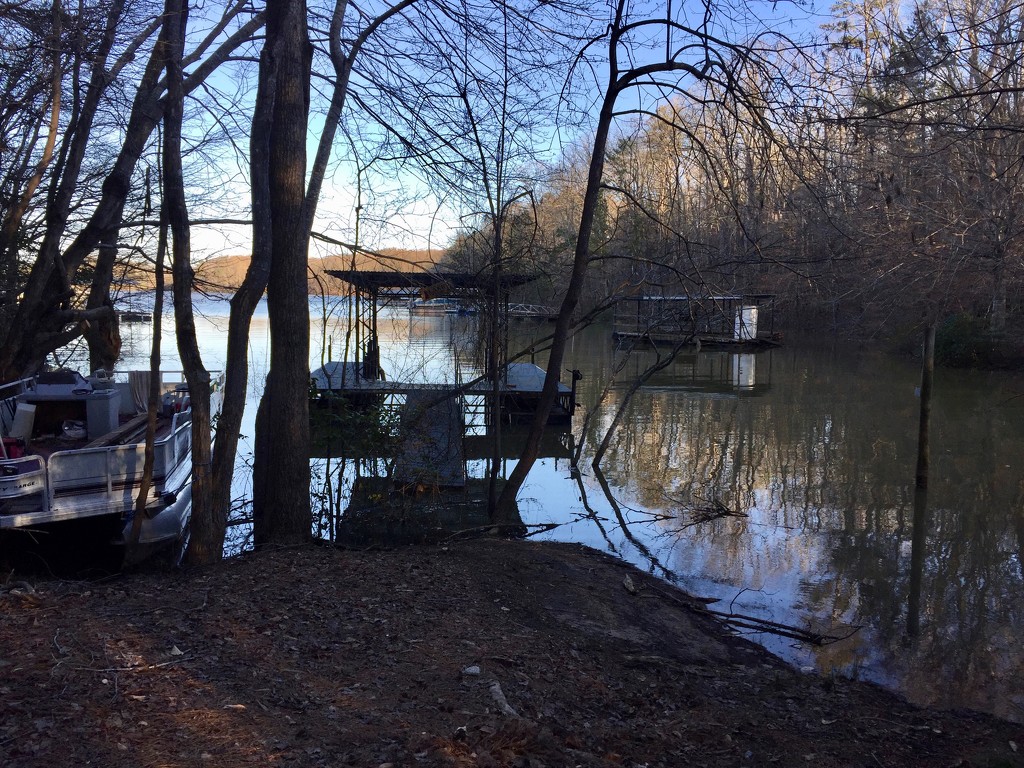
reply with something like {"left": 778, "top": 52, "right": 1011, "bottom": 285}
{"left": 326, "top": 270, "right": 539, "bottom": 296}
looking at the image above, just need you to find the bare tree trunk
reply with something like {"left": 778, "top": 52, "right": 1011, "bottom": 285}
{"left": 907, "top": 323, "right": 934, "bottom": 637}
{"left": 158, "top": 0, "right": 215, "bottom": 565}
{"left": 494, "top": 46, "right": 619, "bottom": 522}
{"left": 204, "top": 30, "right": 278, "bottom": 561}
{"left": 251, "top": 0, "right": 313, "bottom": 547}
{"left": 205, "top": 0, "right": 411, "bottom": 557}
{"left": 492, "top": 0, "right": 735, "bottom": 519}
{"left": 126, "top": 210, "right": 168, "bottom": 558}
{"left": 84, "top": 229, "right": 123, "bottom": 373}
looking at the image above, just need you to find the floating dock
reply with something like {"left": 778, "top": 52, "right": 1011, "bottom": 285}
{"left": 613, "top": 294, "right": 775, "bottom": 346}
{"left": 311, "top": 362, "right": 577, "bottom": 425}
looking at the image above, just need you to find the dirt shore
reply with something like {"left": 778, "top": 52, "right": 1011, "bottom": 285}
{"left": 1, "top": 539, "right": 1022, "bottom": 767}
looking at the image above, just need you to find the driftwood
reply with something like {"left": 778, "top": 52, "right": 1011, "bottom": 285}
{"left": 677, "top": 496, "right": 748, "bottom": 530}
{"left": 702, "top": 608, "right": 861, "bottom": 646}
{"left": 489, "top": 681, "right": 522, "bottom": 718}
{"left": 644, "top": 582, "right": 860, "bottom": 647}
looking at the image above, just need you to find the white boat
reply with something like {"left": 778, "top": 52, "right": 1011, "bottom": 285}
{"left": 0, "top": 369, "right": 211, "bottom": 558}
{"left": 408, "top": 298, "right": 460, "bottom": 315}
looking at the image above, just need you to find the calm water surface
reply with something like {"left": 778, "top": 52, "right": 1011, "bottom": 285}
{"left": 116, "top": 293, "right": 1024, "bottom": 722}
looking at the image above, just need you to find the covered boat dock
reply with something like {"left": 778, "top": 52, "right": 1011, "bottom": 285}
{"left": 318, "top": 270, "right": 579, "bottom": 493}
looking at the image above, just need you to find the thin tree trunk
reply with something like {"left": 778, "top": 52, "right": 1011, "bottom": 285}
{"left": 84, "top": 228, "right": 123, "bottom": 373}
{"left": 203, "top": 30, "right": 278, "bottom": 562}
{"left": 494, "top": 50, "right": 619, "bottom": 522}
{"left": 908, "top": 323, "right": 935, "bottom": 637}
{"left": 207, "top": 0, "right": 410, "bottom": 556}
{"left": 160, "top": 0, "right": 215, "bottom": 565}
{"left": 126, "top": 210, "right": 167, "bottom": 559}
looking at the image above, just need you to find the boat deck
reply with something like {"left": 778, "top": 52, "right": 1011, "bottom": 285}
{"left": 12, "top": 413, "right": 173, "bottom": 460}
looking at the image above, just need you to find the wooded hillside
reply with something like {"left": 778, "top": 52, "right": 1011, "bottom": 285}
{"left": 122, "top": 249, "right": 444, "bottom": 293}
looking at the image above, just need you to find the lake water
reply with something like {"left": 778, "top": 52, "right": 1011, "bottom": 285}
{"left": 114, "top": 293, "right": 1024, "bottom": 723}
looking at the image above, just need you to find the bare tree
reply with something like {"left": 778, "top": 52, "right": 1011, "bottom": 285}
{"left": 0, "top": 0, "right": 262, "bottom": 381}
{"left": 233, "top": 0, "right": 419, "bottom": 552}
{"left": 494, "top": 0, "right": 801, "bottom": 517}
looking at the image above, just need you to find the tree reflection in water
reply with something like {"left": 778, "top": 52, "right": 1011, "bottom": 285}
{"left": 562, "top": 331, "right": 1024, "bottom": 722}
{"left": 297, "top": 314, "right": 1022, "bottom": 722}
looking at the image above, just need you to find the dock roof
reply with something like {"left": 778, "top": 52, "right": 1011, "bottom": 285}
{"left": 326, "top": 270, "right": 538, "bottom": 296}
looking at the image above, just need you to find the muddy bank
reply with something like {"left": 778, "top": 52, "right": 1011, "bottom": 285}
{"left": 1, "top": 540, "right": 1021, "bottom": 767}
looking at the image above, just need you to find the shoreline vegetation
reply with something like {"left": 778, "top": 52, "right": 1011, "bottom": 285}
{"left": 2, "top": 539, "right": 1022, "bottom": 767}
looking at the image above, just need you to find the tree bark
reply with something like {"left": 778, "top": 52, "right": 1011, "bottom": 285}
{"left": 205, "top": 0, "right": 412, "bottom": 557}
{"left": 251, "top": 0, "right": 313, "bottom": 548}
{"left": 203, "top": 27, "right": 278, "bottom": 562}
{"left": 159, "top": 0, "right": 215, "bottom": 565}
{"left": 84, "top": 229, "right": 123, "bottom": 373}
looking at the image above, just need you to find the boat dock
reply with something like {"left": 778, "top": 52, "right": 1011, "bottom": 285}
{"left": 314, "top": 270, "right": 578, "bottom": 498}
{"left": 314, "top": 363, "right": 577, "bottom": 421}
{"left": 613, "top": 293, "right": 775, "bottom": 346}
{"left": 312, "top": 362, "right": 579, "bottom": 490}
{"left": 507, "top": 303, "right": 558, "bottom": 320}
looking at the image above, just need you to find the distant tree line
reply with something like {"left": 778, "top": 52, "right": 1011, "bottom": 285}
{"left": 444, "top": 0, "right": 1024, "bottom": 341}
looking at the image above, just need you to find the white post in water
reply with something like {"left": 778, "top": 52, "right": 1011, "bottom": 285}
{"left": 734, "top": 305, "right": 758, "bottom": 341}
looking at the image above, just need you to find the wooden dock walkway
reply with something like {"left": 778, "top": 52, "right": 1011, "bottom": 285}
{"left": 392, "top": 391, "right": 466, "bottom": 489}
